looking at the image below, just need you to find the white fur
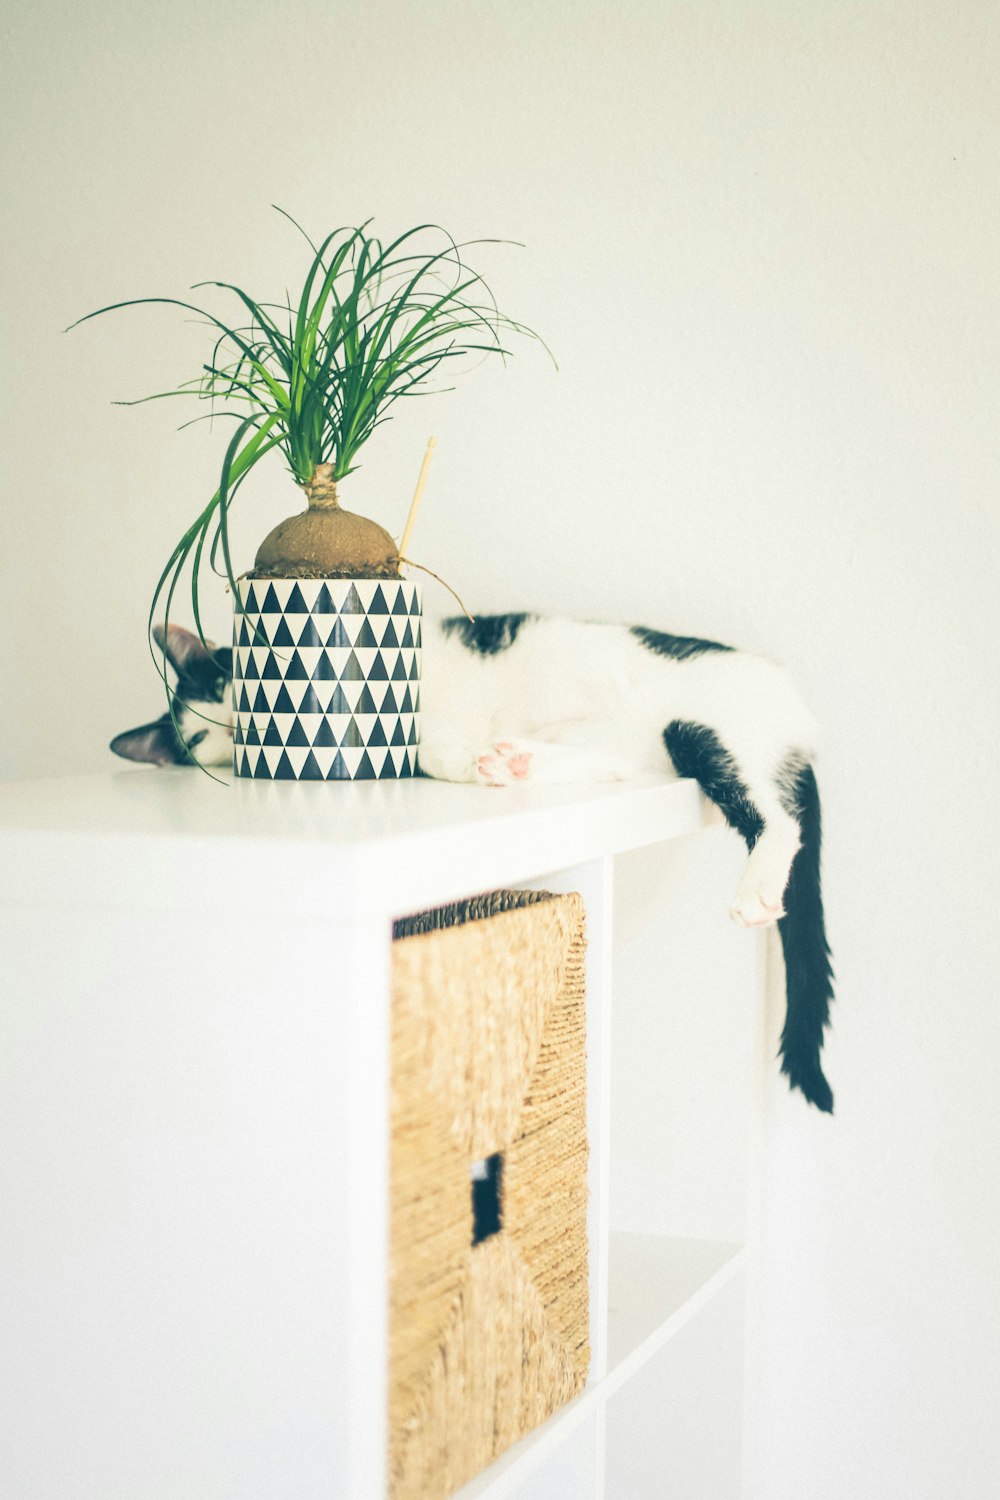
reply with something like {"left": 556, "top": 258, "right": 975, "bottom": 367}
{"left": 419, "top": 616, "right": 817, "bottom": 926}
{"left": 175, "top": 698, "right": 237, "bottom": 769}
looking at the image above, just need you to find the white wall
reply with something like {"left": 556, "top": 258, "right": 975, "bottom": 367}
{"left": 3, "top": 2, "right": 999, "bottom": 1496}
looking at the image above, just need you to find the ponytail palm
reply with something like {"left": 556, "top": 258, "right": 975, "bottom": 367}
{"left": 72, "top": 211, "right": 547, "bottom": 664}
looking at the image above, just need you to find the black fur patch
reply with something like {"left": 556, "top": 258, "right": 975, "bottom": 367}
{"left": 632, "top": 626, "right": 732, "bottom": 662}
{"left": 441, "top": 613, "right": 532, "bottom": 655}
{"left": 663, "top": 720, "right": 763, "bottom": 849}
{"left": 775, "top": 760, "right": 835, "bottom": 1113}
{"left": 110, "top": 712, "right": 187, "bottom": 766}
{"left": 175, "top": 647, "right": 232, "bottom": 706}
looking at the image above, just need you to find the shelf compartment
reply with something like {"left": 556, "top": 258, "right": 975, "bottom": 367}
{"left": 454, "top": 1233, "right": 744, "bottom": 1500}
{"left": 606, "top": 1232, "right": 745, "bottom": 1377}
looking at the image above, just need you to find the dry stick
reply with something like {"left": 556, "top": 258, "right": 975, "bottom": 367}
{"left": 400, "top": 436, "right": 436, "bottom": 560}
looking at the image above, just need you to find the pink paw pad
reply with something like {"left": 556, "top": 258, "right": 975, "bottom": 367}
{"left": 476, "top": 743, "right": 533, "bottom": 786}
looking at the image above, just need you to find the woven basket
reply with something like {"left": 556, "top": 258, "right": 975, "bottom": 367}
{"left": 389, "top": 890, "right": 590, "bottom": 1500}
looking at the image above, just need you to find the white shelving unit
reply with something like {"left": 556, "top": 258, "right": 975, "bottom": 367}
{"left": 0, "top": 769, "right": 763, "bottom": 1500}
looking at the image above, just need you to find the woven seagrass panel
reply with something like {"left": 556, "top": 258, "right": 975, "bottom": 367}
{"left": 389, "top": 890, "right": 590, "bottom": 1500}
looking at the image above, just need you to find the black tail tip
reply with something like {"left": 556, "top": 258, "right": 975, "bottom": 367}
{"left": 782, "top": 1059, "right": 835, "bottom": 1114}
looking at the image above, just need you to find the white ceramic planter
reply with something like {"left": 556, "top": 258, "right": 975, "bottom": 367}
{"left": 231, "top": 577, "right": 421, "bottom": 780}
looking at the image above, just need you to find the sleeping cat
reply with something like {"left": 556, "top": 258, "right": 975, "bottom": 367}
{"left": 113, "top": 616, "right": 835, "bottom": 1112}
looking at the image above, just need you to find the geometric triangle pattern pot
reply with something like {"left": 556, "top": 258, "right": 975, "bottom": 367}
{"left": 231, "top": 577, "right": 422, "bottom": 780}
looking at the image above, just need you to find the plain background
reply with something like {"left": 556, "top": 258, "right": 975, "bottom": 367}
{"left": 2, "top": 2, "right": 998, "bottom": 1496}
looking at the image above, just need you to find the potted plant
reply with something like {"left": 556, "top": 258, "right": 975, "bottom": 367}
{"left": 74, "top": 212, "right": 544, "bottom": 780}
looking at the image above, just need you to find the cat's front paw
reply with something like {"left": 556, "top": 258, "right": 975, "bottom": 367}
{"left": 476, "top": 741, "right": 532, "bottom": 787}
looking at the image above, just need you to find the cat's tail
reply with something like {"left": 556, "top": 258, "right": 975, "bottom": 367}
{"left": 776, "top": 761, "right": 835, "bottom": 1113}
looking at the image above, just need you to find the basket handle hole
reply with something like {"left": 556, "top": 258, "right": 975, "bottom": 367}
{"left": 471, "top": 1153, "right": 503, "bottom": 1245}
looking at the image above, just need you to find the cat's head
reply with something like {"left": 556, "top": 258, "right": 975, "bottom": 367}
{"left": 110, "top": 625, "right": 234, "bottom": 767}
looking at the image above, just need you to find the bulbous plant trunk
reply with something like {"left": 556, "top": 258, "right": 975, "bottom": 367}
{"left": 252, "top": 463, "right": 401, "bottom": 579}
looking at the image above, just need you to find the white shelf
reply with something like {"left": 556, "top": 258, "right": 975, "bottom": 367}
{"left": 1, "top": 770, "right": 751, "bottom": 1499}
{"left": 454, "top": 1233, "right": 745, "bottom": 1500}
{"left": 0, "top": 769, "right": 714, "bottom": 920}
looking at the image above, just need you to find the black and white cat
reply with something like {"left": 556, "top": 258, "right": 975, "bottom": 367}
{"left": 113, "top": 616, "right": 835, "bottom": 1111}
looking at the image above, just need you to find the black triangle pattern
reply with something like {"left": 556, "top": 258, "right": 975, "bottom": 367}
{"left": 300, "top": 750, "right": 323, "bottom": 780}
{"left": 233, "top": 585, "right": 422, "bottom": 780}
{"left": 274, "top": 750, "right": 296, "bottom": 779}
{"left": 298, "top": 684, "right": 324, "bottom": 715}
{"left": 355, "top": 750, "right": 377, "bottom": 779}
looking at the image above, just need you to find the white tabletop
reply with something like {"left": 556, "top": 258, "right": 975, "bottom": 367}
{"left": 0, "top": 769, "right": 714, "bottom": 920}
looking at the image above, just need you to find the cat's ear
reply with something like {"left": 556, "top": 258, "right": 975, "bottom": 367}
{"left": 110, "top": 718, "right": 181, "bottom": 766}
{"left": 152, "top": 624, "right": 218, "bottom": 677}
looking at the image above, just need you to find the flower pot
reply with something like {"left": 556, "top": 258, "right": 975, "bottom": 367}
{"left": 231, "top": 577, "right": 421, "bottom": 780}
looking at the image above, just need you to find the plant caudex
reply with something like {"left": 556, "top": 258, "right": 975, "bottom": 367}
{"left": 71, "top": 210, "right": 548, "bottom": 674}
